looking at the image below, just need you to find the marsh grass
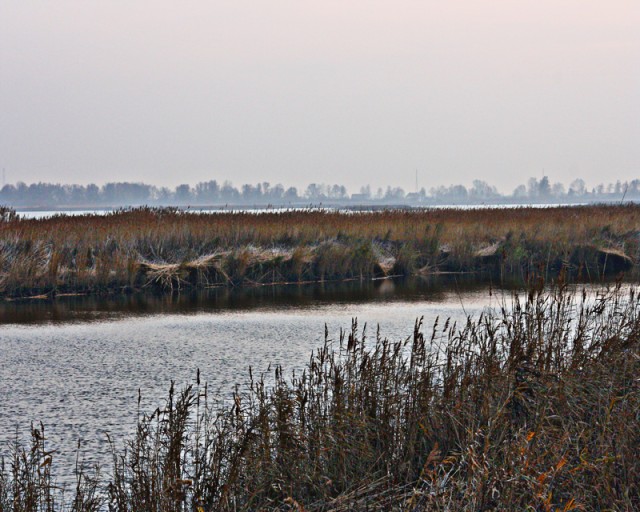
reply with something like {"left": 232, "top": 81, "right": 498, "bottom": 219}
{"left": 0, "top": 424, "right": 104, "bottom": 512}
{"left": 0, "top": 205, "right": 639, "bottom": 298}
{"left": 1, "top": 283, "right": 639, "bottom": 510}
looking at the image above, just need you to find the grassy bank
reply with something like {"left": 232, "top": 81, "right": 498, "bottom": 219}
{"left": 1, "top": 284, "right": 639, "bottom": 510}
{"left": 1, "top": 205, "right": 639, "bottom": 298}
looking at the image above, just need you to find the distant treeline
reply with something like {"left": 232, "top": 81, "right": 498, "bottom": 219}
{"left": 1, "top": 176, "right": 639, "bottom": 208}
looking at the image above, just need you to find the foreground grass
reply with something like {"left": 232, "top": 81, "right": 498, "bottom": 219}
{"left": 2, "top": 284, "right": 639, "bottom": 510}
{"left": 1, "top": 204, "right": 639, "bottom": 298}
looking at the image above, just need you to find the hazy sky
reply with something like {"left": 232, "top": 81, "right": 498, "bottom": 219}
{"left": 1, "top": 1, "right": 638, "bottom": 193}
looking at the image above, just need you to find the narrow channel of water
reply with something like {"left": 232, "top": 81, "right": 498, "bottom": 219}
{"left": 15, "top": 202, "right": 588, "bottom": 220}
{"left": 0, "top": 278, "right": 552, "bottom": 487}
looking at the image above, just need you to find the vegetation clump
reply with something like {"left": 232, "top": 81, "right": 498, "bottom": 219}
{"left": 1, "top": 284, "right": 639, "bottom": 510}
{"left": 0, "top": 204, "right": 639, "bottom": 298}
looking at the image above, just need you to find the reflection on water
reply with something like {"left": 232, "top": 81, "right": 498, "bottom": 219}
{"left": 0, "top": 276, "right": 508, "bottom": 325}
{"left": 0, "top": 277, "right": 514, "bottom": 487}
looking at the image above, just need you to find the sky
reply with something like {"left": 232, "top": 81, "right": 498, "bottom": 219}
{"left": 1, "top": 1, "right": 638, "bottom": 194}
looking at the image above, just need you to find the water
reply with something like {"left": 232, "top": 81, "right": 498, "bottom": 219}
{"left": 0, "top": 278, "right": 509, "bottom": 486}
{"left": 15, "top": 202, "right": 586, "bottom": 220}
{"left": 16, "top": 207, "right": 316, "bottom": 219}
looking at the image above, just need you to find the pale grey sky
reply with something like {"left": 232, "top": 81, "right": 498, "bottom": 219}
{"left": 1, "top": 0, "right": 638, "bottom": 193}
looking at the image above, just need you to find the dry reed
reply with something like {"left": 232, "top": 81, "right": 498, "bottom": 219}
{"left": 1, "top": 205, "right": 639, "bottom": 298}
{"left": 1, "top": 283, "right": 639, "bottom": 510}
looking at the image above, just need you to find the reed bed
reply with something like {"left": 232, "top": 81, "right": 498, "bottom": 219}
{"left": 1, "top": 284, "right": 639, "bottom": 510}
{"left": 1, "top": 204, "right": 639, "bottom": 298}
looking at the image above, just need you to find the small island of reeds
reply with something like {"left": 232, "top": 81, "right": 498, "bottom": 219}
{"left": 1, "top": 204, "right": 639, "bottom": 300}
{"left": 1, "top": 284, "right": 638, "bottom": 510}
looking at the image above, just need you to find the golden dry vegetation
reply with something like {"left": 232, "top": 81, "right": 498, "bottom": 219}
{"left": 1, "top": 204, "right": 639, "bottom": 298}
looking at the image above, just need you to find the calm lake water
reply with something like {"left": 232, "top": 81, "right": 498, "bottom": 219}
{"left": 15, "top": 202, "right": 585, "bottom": 219}
{"left": 0, "top": 278, "right": 525, "bottom": 486}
